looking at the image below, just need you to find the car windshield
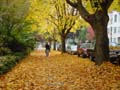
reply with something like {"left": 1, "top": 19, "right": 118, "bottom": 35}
{"left": 80, "top": 43, "right": 93, "bottom": 49}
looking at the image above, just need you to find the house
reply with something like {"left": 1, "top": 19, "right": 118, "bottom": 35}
{"left": 107, "top": 11, "right": 120, "bottom": 44}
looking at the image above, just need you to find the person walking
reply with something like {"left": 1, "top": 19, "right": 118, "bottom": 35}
{"left": 45, "top": 42, "right": 50, "bottom": 57}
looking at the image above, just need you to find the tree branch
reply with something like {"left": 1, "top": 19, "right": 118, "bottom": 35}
{"left": 47, "top": 19, "right": 58, "bottom": 28}
{"left": 66, "top": 0, "right": 91, "bottom": 22}
{"left": 106, "top": 0, "right": 113, "bottom": 10}
{"left": 65, "top": 21, "right": 75, "bottom": 36}
{"left": 66, "top": 0, "right": 78, "bottom": 8}
{"left": 99, "top": 0, "right": 113, "bottom": 10}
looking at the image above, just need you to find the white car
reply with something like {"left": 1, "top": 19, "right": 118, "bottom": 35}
{"left": 66, "top": 45, "right": 77, "bottom": 54}
{"left": 109, "top": 42, "right": 117, "bottom": 46}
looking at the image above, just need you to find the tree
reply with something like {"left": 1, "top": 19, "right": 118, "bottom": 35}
{"left": 42, "top": 27, "right": 60, "bottom": 50}
{"left": 66, "top": 0, "right": 115, "bottom": 65}
{"left": 48, "top": 0, "right": 79, "bottom": 53}
{"left": 79, "top": 26, "right": 87, "bottom": 42}
{"left": 0, "top": 0, "right": 30, "bottom": 44}
{"left": 109, "top": 0, "right": 120, "bottom": 12}
{"left": 43, "top": 18, "right": 60, "bottom": 50}
{"left": 27, "top": 0, "right": 51, "bottom": 32}
{"left": 86, "top": 26, "right": 95, "bottom": 42}
{"left": 48, "top": 28, "right": 59, "bottom": 50}
{"left": 0, "top": 0, "right": 37, "bottom": 53}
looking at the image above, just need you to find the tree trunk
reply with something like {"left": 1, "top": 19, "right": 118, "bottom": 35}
{"left": 53, "top": 40, "right": 56, "bottom": 50}
{"left": 61, "top": 36, "right": 66, "bottom": 53}
{"left": 92, "top": 23, "right": 109, "bottom": 65}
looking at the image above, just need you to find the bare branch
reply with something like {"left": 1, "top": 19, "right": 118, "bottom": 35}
{"left": 105, "top": 0, "right": 113, "bottom": 10}
{"left": 66, "top": 0, "right": 78, "bottom": 8}
{"left": 66, "top": 0, "right": 91, "bottom": 22}
{"left": 99, "top": 0, "right": 113, "bottom": 10}
{"left": 48, "top": 19, "right": 58, "bottom": 28}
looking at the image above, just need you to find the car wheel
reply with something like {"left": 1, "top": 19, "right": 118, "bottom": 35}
{"left": 78, "top": 53, "right": 80, "bottom": 57}
{"left": 89, "top": 55, "right": 94, "bottom": 61}
{"left": 82, "top": 54, "right": 86, "bottom": 58}
{"left": 71, "top": 51, "right": 73, "bottom": 55}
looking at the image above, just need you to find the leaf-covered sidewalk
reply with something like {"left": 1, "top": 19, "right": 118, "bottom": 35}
{"left": 0, "top": 50, "right": 120, "bottom": 90}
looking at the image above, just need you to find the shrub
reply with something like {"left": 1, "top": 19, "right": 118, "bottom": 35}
{"left": 7, "top": 32, "right": 37, "bottom": 54}
{"left": 0, "top": 29, "right": 37, "bottom": 74}
{"left": 0, "top": 47, "right": 12, "bottom": 56}
{"left": 0, "top": 54, "right": 24, "bottom": 75}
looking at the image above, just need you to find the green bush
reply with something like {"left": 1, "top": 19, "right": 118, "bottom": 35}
{"left": 0, "top": 54, "right": 24, "bottom": 75}
{"left": 0, "top": 27, "right": 37, "bottom": 74}
{"left": 6, "top": 32, "right": 37, "bottom": 54}
{"left": 0, "top": 47, "right": 12, "bottom": 56}
{"left": 8, "top": 38, "right": 27, "bottom": 52}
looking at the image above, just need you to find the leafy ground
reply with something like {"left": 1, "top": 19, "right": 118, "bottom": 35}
{"left": 0, "top": 50, "right": 120, "bottom": 90}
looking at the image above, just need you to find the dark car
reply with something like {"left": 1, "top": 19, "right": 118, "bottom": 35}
{"left": 88, "top": 49, "right": 120, "bottom": 65}
{"left": 77, "top": 43, "right": 94, "bottom": 58}
{"left": 77, "top": 42, "right": 120, "bottom": 65}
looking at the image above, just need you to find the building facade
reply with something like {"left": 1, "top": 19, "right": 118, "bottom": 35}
{"left": 107, "top": 11, "right": 120, "bottom": 44}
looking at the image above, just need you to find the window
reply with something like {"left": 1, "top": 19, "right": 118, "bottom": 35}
{"left": 109, "top": 17, "right": 113, "bottom": 24}
{"left": 118, "top": 37, "right": 120, "bottom": 44}
{"left": 110, "top": 39, "right": 112, "bottom": 42}
{"left": 111, "top": 27, "right": 112, "bottom": 33}
{"left": 118, "top": 27, "right": 120, "bottom": 33}
{"left": 113, "top": 38, "right": 116, "bottom": 42}
{"left": 114, "top": 14, "right": 117, "bottom": 22}
{"left": 119, "top": 13, "right": 120, "bottom": 22}
{"left": 111, "top": 18, "right": 113, "bottom": 24}
{"left": 114, "top": 27, "right": 116, "bottom": 33}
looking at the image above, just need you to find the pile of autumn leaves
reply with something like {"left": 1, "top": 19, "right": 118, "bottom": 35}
{"left": 0, "top": 51, "right": 120, "bottom": 90}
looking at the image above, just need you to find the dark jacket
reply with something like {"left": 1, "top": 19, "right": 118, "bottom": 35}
{"left": 45, "top": 44, "right": 50, "bottom": 50}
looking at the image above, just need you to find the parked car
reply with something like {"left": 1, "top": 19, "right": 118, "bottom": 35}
{"left": 77, "top": 43, "right": 94, "bottom": 58}
{"left": 88, "top": 49, "right": 120, "bottom": 65}
{"left": 109, "top": 42, "right": 118, "bottom": 47}
{"left": 66, "top": 45, "right": 77, "bottom": 54}
{"left": 77, "top": 42, "right": 120, "bottom": 65}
